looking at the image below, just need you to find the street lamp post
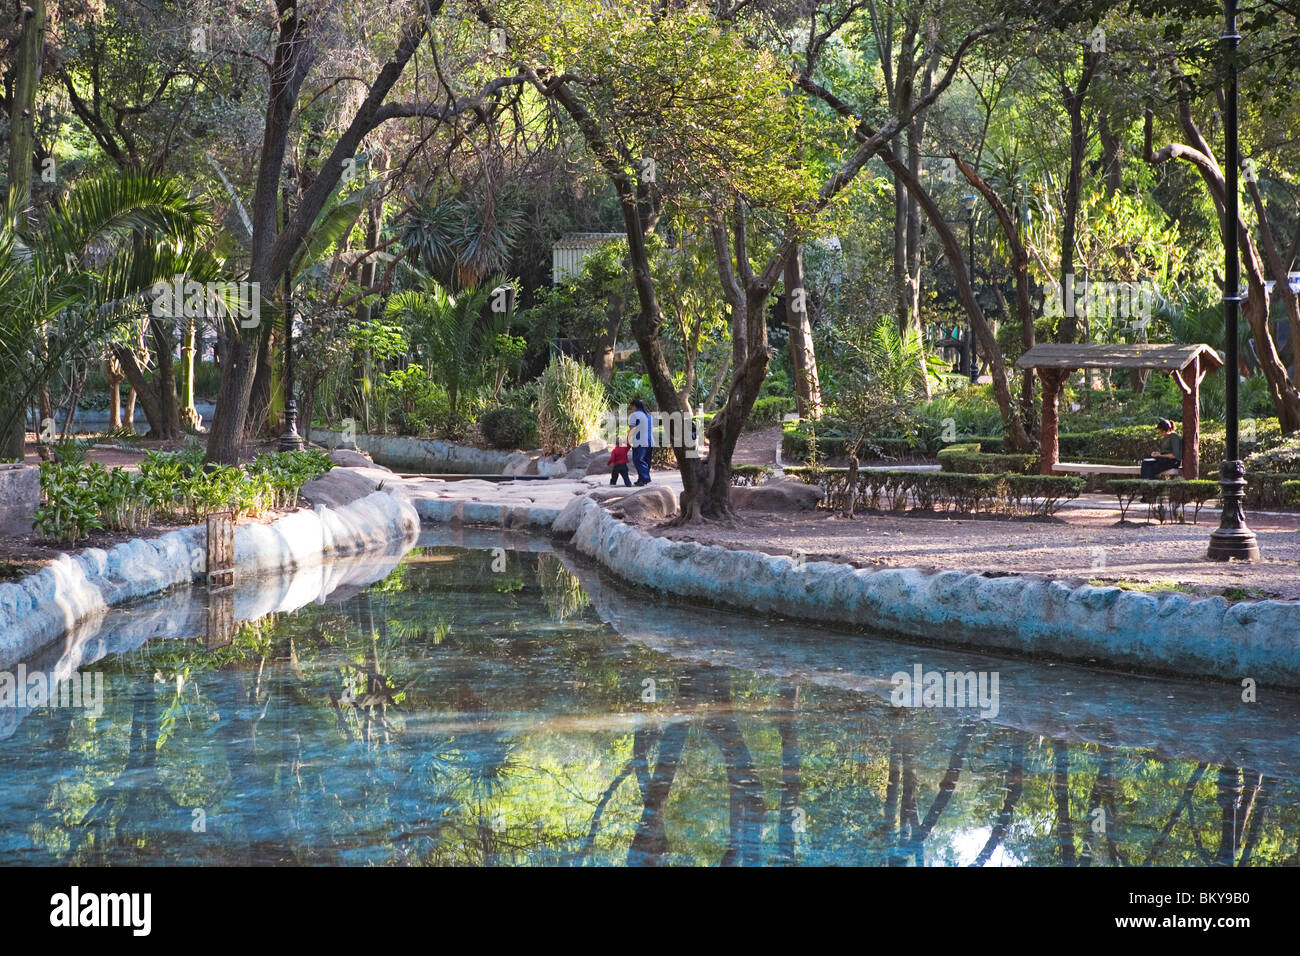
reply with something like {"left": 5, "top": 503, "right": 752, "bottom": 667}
{"left": 279, "top": 176, "right": 304, "bottom": 452}
{"left": 961, "top": 194, "right": 978, "bottom": 381}
{"left": 1207, "top": 0, "right": 1260, "bottom": 561}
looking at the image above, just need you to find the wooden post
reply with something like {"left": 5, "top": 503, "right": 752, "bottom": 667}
{"left": 1038, "top": 368, "right": 1069, "bottom": 475}
{"left": 1181, "top": 355, "right": 1201, "bottom": 479}
{"left": 206, "top": 511, "right": 235, "bottom": 590}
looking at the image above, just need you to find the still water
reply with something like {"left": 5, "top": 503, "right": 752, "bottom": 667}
{"left": 1, "top": 530, "right": 1297, "bottom": 866}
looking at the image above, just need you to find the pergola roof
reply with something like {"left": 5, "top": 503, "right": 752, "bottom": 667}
{"left": 1015, "top": 343, "right": 1224, "bottom": 373}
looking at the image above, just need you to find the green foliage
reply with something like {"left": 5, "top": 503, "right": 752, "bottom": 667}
{"left": 1246, "top": 433, "right": 1300, "bottom": 474}
{"left": 912, "top": 388, "right": 1007, "bottom": 448}
{"left": 377, "top": 365, "right": 448, "bottom": 437}
{"left": 828, "top": 316, "right": 929, "bottom": 456}
{"left": 537, "top": 355, "right": 608, "bottom": 456}
{"left": 1242, "top": 473, "right": 1300, "bottom": 509}
{"left": 745, "top": 395, "right": 794, "bottom": 430}
{"left": 937, "top": 444, "right": 1040, "bottom": 475}
{"left": 1283, "top": 481, "right": 1300, "bottom": 508}
{"left": 730, "top": 465, "right": 776, "bottom": 486}
{"left": 479, "top": 405, "right": 539, "bottom": 450}
{"left": 387, "top": 277, "right": 519, "bottom": 421}
{"left": 33, "top": 462, "right": 104, "bottom": 544}
{"left": 35, "top": 449, "right": 332, "bottom": 543}
{"left": 0, "top": 171, "right": 209, "bottom": 438}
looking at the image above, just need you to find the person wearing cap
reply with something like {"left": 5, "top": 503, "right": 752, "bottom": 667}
{"left": 1140, "top": 419, "right": 1182, "bottom": 479}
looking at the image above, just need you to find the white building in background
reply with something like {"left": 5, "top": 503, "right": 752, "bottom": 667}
{"left": 551, "top": 233, "right": 624, "bottom": 284}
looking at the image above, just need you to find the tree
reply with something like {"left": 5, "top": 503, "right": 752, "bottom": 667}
{"left": 0, "top": 172, "right": 208, "bottom": 447}
{"left": 203, "top": 0, "right": 527, "bottom": 463}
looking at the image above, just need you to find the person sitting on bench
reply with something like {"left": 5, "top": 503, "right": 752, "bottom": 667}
{"left": 1140, "top": 419, "right": 1182, "bottom": 479}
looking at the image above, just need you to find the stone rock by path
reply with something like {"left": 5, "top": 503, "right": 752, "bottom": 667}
{"left": 301, "top": 466, "right": 401, "bottom": 509}
{"left": 604, "top": 485, "right": 679, "bottom": 522}
{"left": 731, "top": 476, "right": 823, "bottom": 512}
{"left": 328, "top": 448, "right": 385, "bottom": 470}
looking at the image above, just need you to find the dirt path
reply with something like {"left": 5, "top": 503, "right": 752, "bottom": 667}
{"left": 732, "top": 425, "right": 783, "bottom": 466}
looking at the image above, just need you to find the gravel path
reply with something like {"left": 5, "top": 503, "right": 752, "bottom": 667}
{"left": 645, "top": 501, "right": 1300, "bottom": 601}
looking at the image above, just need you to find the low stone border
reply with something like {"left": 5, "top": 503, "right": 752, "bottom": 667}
{"left": 410, "top": 496, "right": 564, "bottom": 530}
{"left": 546, "top": 496, "right": 1300, "bottom": 688}
{"left": 0, "top": 487, "right": 419, "bottom": 669}
{"left": 311, "top": 428, "right": 540, "bottom": 475}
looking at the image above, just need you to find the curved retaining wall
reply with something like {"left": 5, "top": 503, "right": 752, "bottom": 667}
{"left": 311, "top": 428, "right": 529, "bottom": 474}
{"left": 539, "top": 496, "right": 1300, "bottom": 688}
{"left": 0, "top": 489, "right": 419, "bottom": 670}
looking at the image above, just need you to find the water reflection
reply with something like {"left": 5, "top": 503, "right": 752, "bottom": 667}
{"left": 0, "top": 542, "right": 1297, "bottom": 866}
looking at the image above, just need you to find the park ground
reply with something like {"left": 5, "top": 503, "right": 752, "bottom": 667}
{"left": 5, "top": 429, "right": 1297, "bottom": 602}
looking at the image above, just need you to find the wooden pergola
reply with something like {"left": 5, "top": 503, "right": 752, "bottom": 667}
{"left": 1015, "top": 344, "right": 1225, "bottom": 479}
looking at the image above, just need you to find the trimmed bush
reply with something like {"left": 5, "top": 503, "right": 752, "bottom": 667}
{"left": 537, "top": 355, "right": 608, "bottom": 456}
{"left": 746, "top": 395, "right": 795, "bottom": 430}
{"left": 1005, "top": 474, "right": 1087, "bottom": 516}
{"left": 1242, "top": 472, "right": 1300, "bottom": 509}
{"left": 1247, "top": 434, "right": 1300, "bottom": 474}
{"left": 938, "top": 443, "right": 1039, "bottom": 475}
{"left": 1283, "top": 481, "right": 1300, "bottom": 507}
{"left": 479, "top": 405, "right": 538, "bottom": 450}
{"left": 787, "top": 468, "right": 1081, "bottom": 517}
{"left": 1107, "top": 478, "right": 1219, "bottom": 524}
{"left": 731, "top": 464, "right": 775, "bottom": 486}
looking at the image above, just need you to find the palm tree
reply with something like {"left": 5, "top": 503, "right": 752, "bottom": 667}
{"left": 385, "top": 277, "right": 510, "bottom": 419}
{"left": 0, "top": 173, "right": 209, "bottom": 456}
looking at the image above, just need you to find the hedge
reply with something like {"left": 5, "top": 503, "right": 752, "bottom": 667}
{"left": 731, "top": 464, "right": 775, "bottom": 486}
{"left": 746, "top": 395, "right": 795, "bottom": 430}
{"left": 1284, "top": 481, "right": 1300, "bottom": 507}
{"left": 1107, "top": 478, "right": 1220, "bottom": 524}
{"left": 1243, "top": 472, "right": 1300, "bottom": 509}
{"left": 786, "top": 467, "right": 1083, "bottom": 517}
{"left": 937, "top": 442, "right": 1039, "bottom": 475}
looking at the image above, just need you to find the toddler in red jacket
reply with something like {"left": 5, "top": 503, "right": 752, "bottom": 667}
{"left": 607, "top": 442, "right": 632, "bottom": 486}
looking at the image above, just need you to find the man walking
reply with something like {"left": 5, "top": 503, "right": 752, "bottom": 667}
{"left": 628, "top": 398, "right": 655, "bottom": 485}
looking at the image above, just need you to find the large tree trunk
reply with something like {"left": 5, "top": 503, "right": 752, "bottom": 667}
{"left": 1, "top": 0, "right": 45, "bottom": 461}
{"left": 784, "top": 245, "right": 823, "bottom": 419}
{"left": 108, "top": 358, "right": 124, "bottom": 430}
{"left": 112, "top": 345, "right": 172, "bottom": 438}
{"left": 245, "top": 322, "right": 276, "bottom": 440}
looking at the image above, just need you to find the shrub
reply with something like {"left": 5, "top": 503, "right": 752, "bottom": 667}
{"left": 479, "top": 405, "right": 538, "bottom": 450}
{"left": 1004, "top": 475, "right": 1087, "bottom": 516}
{"left": 1107, "top": 478, "right": 1219, "bottom": 524}
{"left": 377, "top": 365, "right": 447, "bottom": 436}
{"left": 1283, "top": 481, "right": 1300, "bottom": 507}
{"left": 1243, "top": 472, "right": 1300, "bottom": 509}
{"left": 786, "top": 468, "right": 1081, "bottom": 516}
{"left": 937, "top": 444, "right": 1039, "bottom": 475}
{"left": 537, "top": 355, "right": 608, "bottom": 455}
{"left": 731, "top": 464, "right": 775, "bottom": 486}
{"left": 34, "top": 462, "right": 104, "bottom": 544}
{"left": 781, "top": 419, "right": 850, "bottom": 461}
{"left": 746, "top": 395, "right": 795, "bottom": 430}
{"left": 1246, "top": 433, "right": 1300, "bottom": 474}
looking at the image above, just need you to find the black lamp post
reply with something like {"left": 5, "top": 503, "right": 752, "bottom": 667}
{"left": 279, "top": 175, "right": 304, "bottom": 452}
{"left": 961, "top": 193, "right": 979, "bottom": 381}
{"left": 1207, "top": 0, "right": 1259, "bottom": 561}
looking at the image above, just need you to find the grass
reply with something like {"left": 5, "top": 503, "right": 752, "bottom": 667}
{"left": 1087, "top": 578, "right": 1193, "bottom": 594}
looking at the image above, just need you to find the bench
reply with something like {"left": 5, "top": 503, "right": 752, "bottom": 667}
{"left": 1051, "top": 462, "right": 1142, "bottom": 476}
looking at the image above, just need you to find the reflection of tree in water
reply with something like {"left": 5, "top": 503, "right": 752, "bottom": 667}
{"left": 536, "top": 553, "right": 592, "bottom": 623}
{"left": 3, "top": 545, "right": 1299, "bottom": 866}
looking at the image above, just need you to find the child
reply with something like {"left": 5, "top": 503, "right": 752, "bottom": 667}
{"left": 607, "top": 441, "right": 632, "bottom": 486}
